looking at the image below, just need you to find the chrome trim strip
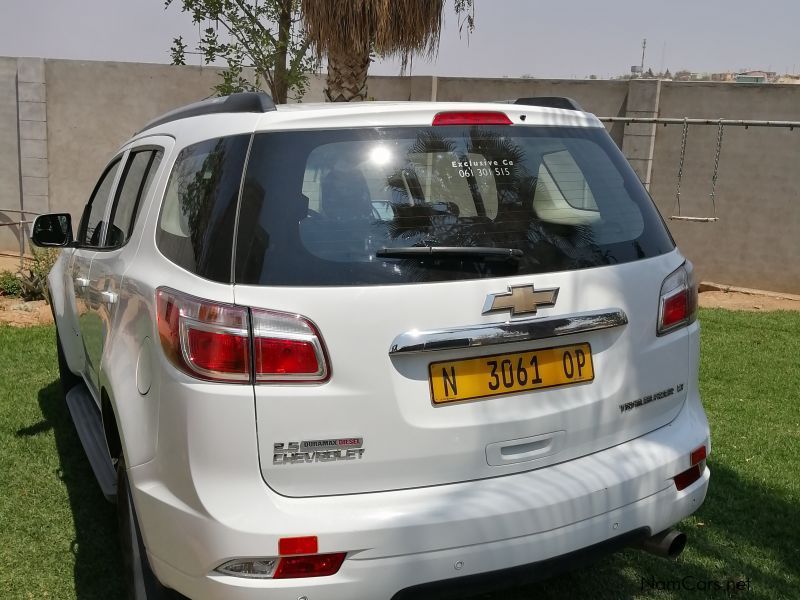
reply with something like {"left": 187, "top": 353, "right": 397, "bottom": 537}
{"left": 389, "top": 309, "right": 628, "bottom": 355}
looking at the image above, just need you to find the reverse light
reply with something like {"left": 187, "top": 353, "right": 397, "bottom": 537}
{"left": 156, "top": 288, "right": 330, "bottom": 384}
{"left": 432, "top": 111, "right": 513, "bottom": 126}
{"left": 657, "top": 262, "right": 698, "bottom": 335}
{"left": 216, "top": 558, "right": 278, "bottom": 579}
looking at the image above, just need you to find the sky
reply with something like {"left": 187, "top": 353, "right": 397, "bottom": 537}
{"left": 1, "top": 0, "right": 799, "bottom": 79}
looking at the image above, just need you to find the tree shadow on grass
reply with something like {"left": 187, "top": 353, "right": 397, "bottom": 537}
{"left": 17, "top": 382, "right": 800, "bottom": 600}
{"left": 17, "top": 380, "right": 124, "bottom": 600}
{"left": 468, "top": 461, "right": 800, "bottom": 600}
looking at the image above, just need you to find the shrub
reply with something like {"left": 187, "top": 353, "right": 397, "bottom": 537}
{"left": 0, "top": 270, "right": 22, "bottom": 297}
{"left": 17, "top": 248, "right": 60, "bottom": 302}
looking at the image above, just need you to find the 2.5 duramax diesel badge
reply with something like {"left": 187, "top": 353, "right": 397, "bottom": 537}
{"left": 273, "top": 438, "right": 365, "bottom": 464}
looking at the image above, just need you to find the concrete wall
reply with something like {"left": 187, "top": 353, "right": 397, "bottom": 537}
{"left": 366, "top": 76, "right": 436, "bottom": 101}
{"left": 1, "top": 57, "right": 798, "bottom": 293}
{"left": 0, "top": 58, "right": 21, "bottom": 252}
{"left": 46, "top": 60, "right": 226, "bottom": 221}
{"left": 648, "top": 82, "right": 800, "bottom": 293}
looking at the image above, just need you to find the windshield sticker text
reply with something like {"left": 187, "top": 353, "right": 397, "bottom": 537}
{"left": 451, "top": 158, "right": 513, "bottom": 178}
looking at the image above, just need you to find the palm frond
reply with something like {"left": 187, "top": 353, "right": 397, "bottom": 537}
{"left": 300, "top": 0, "right": 445, "bottom": 58}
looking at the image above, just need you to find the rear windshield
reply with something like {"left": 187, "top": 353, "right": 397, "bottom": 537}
{"left": 234, "top": 125, "right": 673, "bottom": 286}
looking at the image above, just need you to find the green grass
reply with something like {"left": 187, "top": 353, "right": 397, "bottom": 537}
{"left": 0, "top": 326, "right": 123, "bottom": 599}
{"left": 1, "top": 309, "right": 798, "bottom": 599}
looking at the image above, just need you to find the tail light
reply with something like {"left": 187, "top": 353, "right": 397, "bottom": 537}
{"left": 657, "top": 262, "right": 698, "bottom": 336}
{"left": 432, "top": 111, "right": 513, "bottom": 126}
{"left": 156, "top": 287, "right": 329, "bottom": 384}
{"left": 674, "top": 444, "right": 707, "bottom": 491}
{"left": 273, "top": 553, "right": 346, "bottom": 579}
{"left": 156, "top": 288, "right": 250, "bottom": 382}
{"left": 216, "top": 536, "right": 345, "bottom": 580}
{"left": 216, "top": 553, "right": 346, "bottom": 580}
{"left": 252, "top": 309, "right": 329, "bottom": 383}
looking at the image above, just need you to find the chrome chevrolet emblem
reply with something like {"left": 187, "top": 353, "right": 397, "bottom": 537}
{"left": 483, "top": 285, "right": 559, "bottom": 316}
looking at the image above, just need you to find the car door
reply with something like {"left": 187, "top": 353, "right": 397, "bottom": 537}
{"left": 82, "top": 141, "right": 168, "bottom": 398}
{"left": 72, "top": 157, "right": 123, "bottom": 394}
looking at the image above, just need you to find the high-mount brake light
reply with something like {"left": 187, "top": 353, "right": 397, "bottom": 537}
{"left": 156, "top": 288, "right": 250, "bottom": 382}
{"left": 657, "top": 262, "right": 698, "bottom": 335}
{"left": 155, "top": 288, "right": 329, "bottom": 384}
{"left": 432, "top": 111, "right": 513, "bottom": 126}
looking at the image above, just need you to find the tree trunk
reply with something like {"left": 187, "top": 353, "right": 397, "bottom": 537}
{"left": 324, "top": 43, "right": 370, "bottom": 102}
{"left": 271, "top": 0, "right": 292, "bottom": 103}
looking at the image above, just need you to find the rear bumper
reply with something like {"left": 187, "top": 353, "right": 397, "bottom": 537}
{"left": 390, "top": 526, "right": 651, "bottom": 600}
{"left": 131, "top": 386, "right": 710, "bottom": 600}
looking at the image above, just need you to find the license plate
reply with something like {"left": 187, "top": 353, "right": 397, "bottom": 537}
{"left": 429, "top": 343, "right": 594, "bottom": 404}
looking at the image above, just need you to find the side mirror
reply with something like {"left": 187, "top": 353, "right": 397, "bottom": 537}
{"left": 31, "top": 213, "right": 73, "bottom": 247}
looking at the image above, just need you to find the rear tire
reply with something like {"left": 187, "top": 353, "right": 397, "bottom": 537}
{"left": 56, "top": 329, "right": 80, "bottom": 394}
{"left": 118, "top": 457, "right": 173, "bottom": 600}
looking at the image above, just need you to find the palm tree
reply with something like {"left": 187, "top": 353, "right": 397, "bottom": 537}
{"left": 300, "top": 0, "right": 459, "bottom": 102}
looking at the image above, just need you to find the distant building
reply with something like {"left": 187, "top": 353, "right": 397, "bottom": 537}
{"left": 735, "top": 71, "right": 772, "bottom": 84}
{"left": 711, "top": 72, "right": 735, "bottom": 82}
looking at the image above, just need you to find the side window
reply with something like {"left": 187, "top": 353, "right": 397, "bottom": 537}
{"left": 533, "top": 150, "right": 601, "bottom": 227}
{"left": 78, "top": 159, "right": 121, "bottom": 247}
{"left": 106, "top": 149, "right": 163, "bottom": 249}
{"left": 156, "top": 135, "right": 250, "bottom": 282}
{"left": 540, "top": 150, "right": 598, "bottom": 211}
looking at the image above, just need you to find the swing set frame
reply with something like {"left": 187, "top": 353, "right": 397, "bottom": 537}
{"left": 600, "top": 117, "right": 800, "bottom": 222}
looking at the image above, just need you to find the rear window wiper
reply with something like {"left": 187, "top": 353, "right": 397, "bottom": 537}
{"left": 375, "top": 246, "right": 523, "bottom": 260}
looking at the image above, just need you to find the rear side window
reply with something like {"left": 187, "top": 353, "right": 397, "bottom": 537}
{"left": 156, "top": 135, "right": 250, "bottom": 282}
{"left": 235, "top": 126, "right": 674, "bottom": 286}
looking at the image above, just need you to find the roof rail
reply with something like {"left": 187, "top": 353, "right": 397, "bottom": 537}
{"left": 139, "top": 92, "right": 277, "bottom": 133}
{"left": 513, "top": 97, "right": 584, "bottom": 111}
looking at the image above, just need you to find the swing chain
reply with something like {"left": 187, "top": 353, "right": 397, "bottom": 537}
{"left": 674, "top": 118, "right": 689, "bottom": 214}
{"left": 670, "top": 118, "right": 721, "bottom": 222}
{"left": 709, "top": 120, "right": 724, "bottom": 209}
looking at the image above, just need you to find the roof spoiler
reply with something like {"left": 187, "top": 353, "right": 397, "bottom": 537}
{"left": 139, "top": 91, "right": 277, "bottom": 133}
{"left": 512, "top": 97, "right": 584, "bottom": 111}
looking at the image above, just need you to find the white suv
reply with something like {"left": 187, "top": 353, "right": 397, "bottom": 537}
{"left": 33, "top": 93, "right": 710, "bottom": 600}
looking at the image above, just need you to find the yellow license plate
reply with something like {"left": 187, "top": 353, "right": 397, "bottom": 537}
{"left": 429, "top": 343, "right": 594, "bottom": 404}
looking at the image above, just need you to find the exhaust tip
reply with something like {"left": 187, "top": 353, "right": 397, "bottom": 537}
{"left": 665, "top": 530, "right": 687, "bottom": 558}
{"left": 638, "top": 529, "right": 687, "bottom": 559}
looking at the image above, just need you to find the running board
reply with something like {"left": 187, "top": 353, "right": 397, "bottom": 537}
{"left": 65, "top": 385, "right": 117, "bottom": 502}
{"left": 669, "top": 216, "right": 719, "bottom": 222}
